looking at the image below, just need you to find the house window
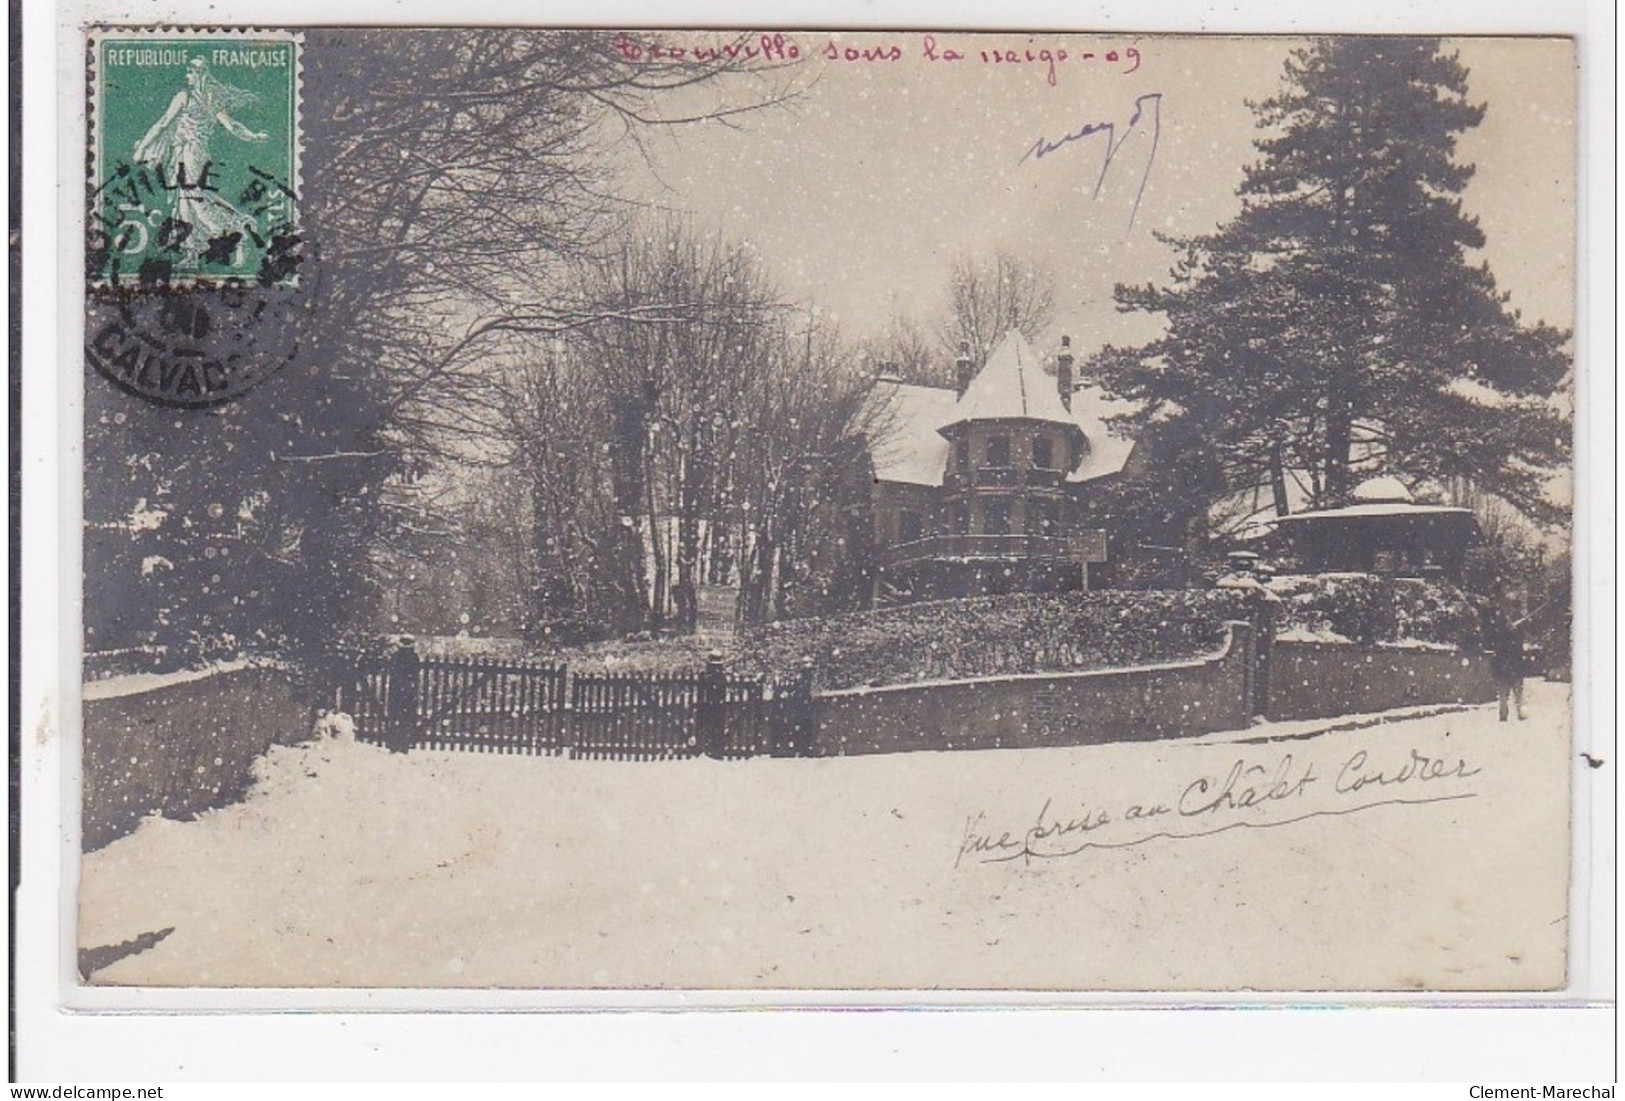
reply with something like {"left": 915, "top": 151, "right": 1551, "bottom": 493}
{"left": 955, "top": 440, "right": 970, "bottom": 473}
{"left": 952, "top": 504, "right": 970, "bottom": 534}
{"left": 985, "top": 435, "right": 1011, "bottom": 468}
{"left": 898, "top": 510, "right": 923, "bottom": 543}
{"left": 1032, "top": 436, "right": 1054, "bottom": 470}
{"left": 983, "top": 499, "right": 1011, "bottom": 536}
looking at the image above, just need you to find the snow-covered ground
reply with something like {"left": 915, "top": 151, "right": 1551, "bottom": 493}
{"left": 79, "top": 683, "right": 1573, "bottom": 991}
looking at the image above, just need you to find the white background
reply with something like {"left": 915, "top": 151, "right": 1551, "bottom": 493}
{"left": 15, "top": 0, "right": 1616, "bottom": 1082}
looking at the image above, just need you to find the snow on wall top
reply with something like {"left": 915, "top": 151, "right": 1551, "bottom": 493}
{"left": 82, "top": 659, "right": 265, "bottom": 701}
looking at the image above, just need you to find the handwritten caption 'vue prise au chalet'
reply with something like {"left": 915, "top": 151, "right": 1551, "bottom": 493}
{"left": 613, "top": 34, "right": 1144, "bottom": 86}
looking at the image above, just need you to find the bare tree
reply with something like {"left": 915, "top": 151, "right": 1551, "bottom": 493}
{"left": 733, "top": 315, "right": 878, "bottom": 624}
{"left": 85, "top": 30, "right": 807, "bottom": 666}
{"left": 491, "top": 218, "right": 885, "bottom": 640}
{"left": 503, "top": 343, "right": 633, "bottom": 641}
{"left": 302, "top": 29, "right": 799, "bottom": 452}
{"left": 937, "top": 250, "right": 1057, "bottom": 367}
{"left": 527, "top": 222, "right": 790, "bottom": 634}
{"left": 860, "top": 312, "right": 943, "bottom": 387}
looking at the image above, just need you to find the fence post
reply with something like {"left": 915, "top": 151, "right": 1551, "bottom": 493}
{"left": 335, "top": 656, "right": 356, "bottom": 717}
{"left": 1223, "top": 620, "right": 1255, "bottom": 729}
{"left": 1250, "top": 589, "right": 1278, "bottom": 718}
{"left": 385, "top": 637, "right": 421, "bottom": 754}
{"left": 568, "top": 669, "right": 586, "bottom": 758}
{"left": 775, "top": 657, "right": 818, "bottom": 757}
{"left": 700, "top": 649, "right": 727, "bottom": 758}
{"left": 549, "top": 664, "right": 568, "bottom": 754}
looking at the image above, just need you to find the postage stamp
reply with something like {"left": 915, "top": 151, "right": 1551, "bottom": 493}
{"left": 84, "top": 28, "right": 306, "bottom": 407}
{"left": 89, "top": 28, "right": 301, "bottom": 288}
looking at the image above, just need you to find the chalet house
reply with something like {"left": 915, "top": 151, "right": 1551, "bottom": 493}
{"left": 853, "top": 333, "right": 1484, "bottom": 604}
{"left": 1208, "top": 457, "right": 1482, "bottom": 584}
{"left": 1266, "top": 476, "right": 1480, "bottom": 581}
{"left": 856, "top": 330, "right": 1141, "bottom": 604}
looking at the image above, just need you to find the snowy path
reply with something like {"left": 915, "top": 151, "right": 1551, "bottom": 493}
{"left": 79, "top": 683, "right": 1573, "bottom": 990}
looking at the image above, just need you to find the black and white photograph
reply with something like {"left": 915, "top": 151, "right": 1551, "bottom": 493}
{"left": 62, "top": 21, "right": 1594, "bottom": 1001}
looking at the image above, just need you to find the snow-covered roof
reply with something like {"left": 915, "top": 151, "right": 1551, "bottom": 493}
{"left": 865, "top": 381, "right": 957, "bottom": 486}
{"left": 1273, "top": 502, "right": 1474, "bottom": 523}
{"left": 1208, "top": 442, "right": 1405, "bottom": 541}
{"left": 1066, "top": 382, "right": 1140, "bottom": 484}
{"left": 862, "top": 366, "right": 1141, "bottom": 488}
{"left": 941, "top": 331, "right": 1077, "bottom": 431}
{"left": 1351, "top": 475, "right": 1413, "bottom": 504}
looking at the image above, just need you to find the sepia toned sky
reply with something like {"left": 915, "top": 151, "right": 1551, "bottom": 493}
{"left": 617, "top": 32, "right": 1577, "bottom": 359}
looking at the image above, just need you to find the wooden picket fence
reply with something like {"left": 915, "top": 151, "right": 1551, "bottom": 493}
{"left": 570, "top": 671, "right": 766, "bottom": 760}
{"left": 336, "top": 647, "right": 806, "bottom": 760}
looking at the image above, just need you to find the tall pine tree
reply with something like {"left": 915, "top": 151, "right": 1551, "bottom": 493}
{"left": 1095, "top": 37, "right": 1571, "bottom": 528}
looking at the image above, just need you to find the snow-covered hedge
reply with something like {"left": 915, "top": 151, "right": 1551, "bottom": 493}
{"left": 728, "top": 577, "right": 1479, "bottom": 690}
{"left": 733, "top": 589, "right": 1257, "bottom": 690}
{"left": 1267, "top": 574, "right": 1479, "bottom": 648}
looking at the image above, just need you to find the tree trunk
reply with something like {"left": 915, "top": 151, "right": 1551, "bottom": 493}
{"left": 771, "top": 483, "right": 796, "bottom": 621}
{"left": 674, "top": 447, "right": 702, "bottom": 635}
{"left": 744, "top": 523, "right": 774, "bottom": 624}
{"left": 1324, "top": 377, "right": 1355, "bottom": 505}
{"left": 644, "top": 452, "right": 666, "bottom": 631}
{"left": 1269, "top": 440, "right": 1291, "bottom": 517}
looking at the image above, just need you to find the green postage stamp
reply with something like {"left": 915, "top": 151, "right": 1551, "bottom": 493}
{"left": 90, "top": 28, "right": 301, "bottom": 286}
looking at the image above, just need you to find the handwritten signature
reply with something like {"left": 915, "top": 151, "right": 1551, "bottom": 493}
{"left": 956, "top": 744, "right": 1481, "bottom": 868}
{"left": 1020, "top": 91, "right": 1163, "bottom": 235}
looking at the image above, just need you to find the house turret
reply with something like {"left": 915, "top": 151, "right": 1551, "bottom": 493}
{"left": 853, "top": 328, "right": 1140, "bottom": 606}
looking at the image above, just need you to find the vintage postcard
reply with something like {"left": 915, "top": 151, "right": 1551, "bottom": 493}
{"left": 67, "top": 24, "right": 1590, "bottom": 997}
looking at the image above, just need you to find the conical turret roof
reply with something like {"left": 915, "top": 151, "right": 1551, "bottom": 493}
{"left": 940, "top": 330, "right": 1078, "bottom": 433}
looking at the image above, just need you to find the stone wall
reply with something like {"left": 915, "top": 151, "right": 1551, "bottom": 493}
{"left": 810, "top": 623, "right": 1254, "bottom": 756}
{"left": 81, "top": 666, "right": 314, "bottom": 851}
{"left": 1265, "top": 641, "right": 1496, "bottom": 722}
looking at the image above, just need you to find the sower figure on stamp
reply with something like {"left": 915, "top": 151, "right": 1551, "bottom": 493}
{"left": 131, "top": 58, "right": 267, "bottom": 268}
{"left": 1482, "top": 590, "right": 1531, "bottom": 722}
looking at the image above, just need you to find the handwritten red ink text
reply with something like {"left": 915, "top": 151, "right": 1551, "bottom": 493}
{"left": 612, "top": 33, "right": 801, "bottom": 64}
{"left": 610, "top": 33, "right": 1143, "bottom": 83}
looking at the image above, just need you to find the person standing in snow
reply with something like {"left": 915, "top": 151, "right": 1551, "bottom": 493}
{"left": 1481, "top": 591, "right": 1530, "bottom": 722}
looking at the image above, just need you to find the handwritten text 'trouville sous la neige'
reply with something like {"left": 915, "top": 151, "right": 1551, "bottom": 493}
{"left": 612, "top": 33, "right": 1144, "bottom": 86}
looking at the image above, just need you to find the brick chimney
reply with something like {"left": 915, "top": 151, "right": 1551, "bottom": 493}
{"left": 954, "top": 340, "right": 974, "bottom": 397}
{"left": 1056, "top": 335, "right": 1074, "bottom": 411}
